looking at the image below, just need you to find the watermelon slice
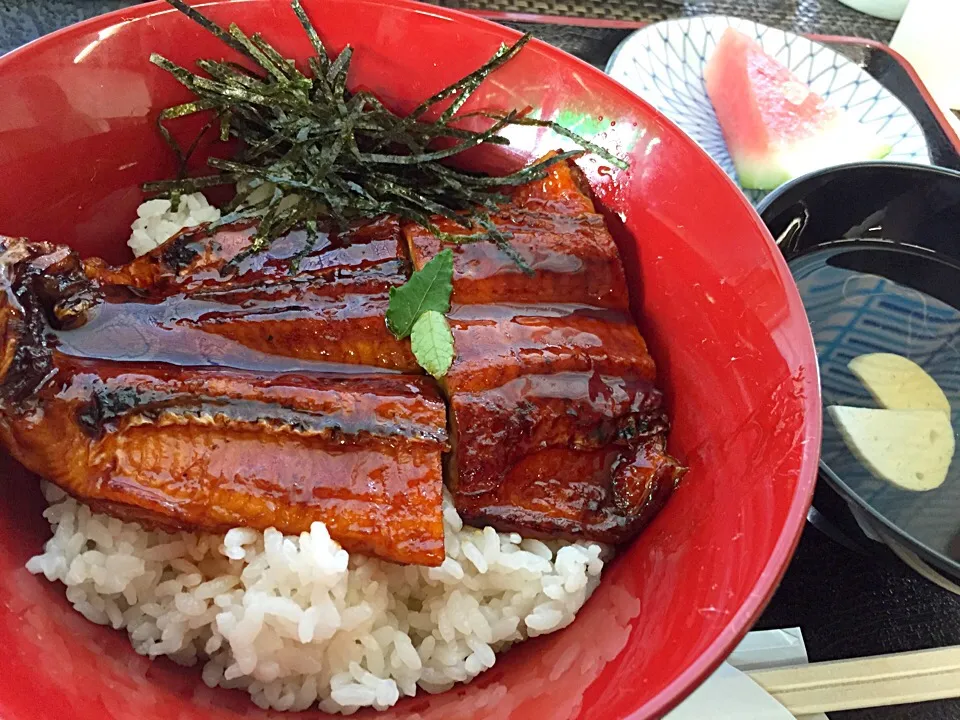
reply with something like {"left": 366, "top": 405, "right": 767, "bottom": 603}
{"left": 703, "top": 28, "right": 891, "bottom": 190}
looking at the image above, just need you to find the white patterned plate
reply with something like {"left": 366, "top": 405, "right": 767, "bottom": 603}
{"left": 605, "top": 16, "right": 931, "bottom": 203}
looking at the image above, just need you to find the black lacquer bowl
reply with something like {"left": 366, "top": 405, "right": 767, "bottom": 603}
{"left": 760, "top": 161, "right": 960, "bottom": 587}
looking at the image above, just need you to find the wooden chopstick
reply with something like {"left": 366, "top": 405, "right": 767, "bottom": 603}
{"left": 747, "top": 646, "right": 960, "bottom": 715}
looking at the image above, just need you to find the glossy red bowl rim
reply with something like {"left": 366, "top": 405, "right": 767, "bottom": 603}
{"left": 0, "top": 2, "right": 822, "bottom": 717}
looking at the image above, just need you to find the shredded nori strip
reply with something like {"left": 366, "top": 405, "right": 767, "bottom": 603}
{"left": 148, "top": 0, "right": 627, "bottom": 272}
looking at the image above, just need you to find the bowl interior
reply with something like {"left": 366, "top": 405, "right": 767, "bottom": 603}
{"left": 0, "top": 2, "right": 820, "bottom": 718}
{"left": 761, "top": 162, "right": 960, "bottom": 580}
{"left": 762, "top": 163, "right": 960, "bottom": 261}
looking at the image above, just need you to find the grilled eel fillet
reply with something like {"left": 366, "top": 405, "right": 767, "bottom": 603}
{"left": 0, "top": 157, "right": 683, "bottom": 562}
{"left": 0, "top": 220, "right": 448, "bottom": 565}
{"left": 404, "top": 159, "right": 686, "bottom": 543}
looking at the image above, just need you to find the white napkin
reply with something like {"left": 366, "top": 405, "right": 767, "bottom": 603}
{"left": 889, "top": 0, "right": 960, "bottom": 136}
{"left": 664, "top": 663, "right": 794, "bottom": 719}
{"left": 665, "top": 628, "right": 830, "bottom": 720}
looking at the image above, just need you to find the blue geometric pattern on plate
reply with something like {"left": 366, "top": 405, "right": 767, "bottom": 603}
{"left": 605, "top": 16, "right": 931, "bottom": 204}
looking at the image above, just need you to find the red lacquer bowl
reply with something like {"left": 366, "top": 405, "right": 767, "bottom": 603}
{"left": 0, "top": 2, "right": 820, "bottom": 718}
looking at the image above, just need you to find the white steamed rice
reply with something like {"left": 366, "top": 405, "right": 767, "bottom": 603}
{"left": 25, "top": 193, "right": 608, "bottom": 713}
{"left": 127, "top": 192, "right": 221, "bottom": 257}
{"left": 27, "top": 485, "right": 606, "bottom": 713}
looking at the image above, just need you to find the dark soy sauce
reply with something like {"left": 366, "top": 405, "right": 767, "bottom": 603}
{"left": 791, "top": 241, "right": 960, "bottom": 564}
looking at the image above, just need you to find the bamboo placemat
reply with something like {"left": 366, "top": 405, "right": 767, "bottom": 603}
{"left": 427, "top": 0, "right": 899, "bottom": 42}
{"left": 0, "top": 0, "right": 900, "bottom": 58}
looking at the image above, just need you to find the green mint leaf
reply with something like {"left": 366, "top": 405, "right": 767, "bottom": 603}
{"left": 410, "top": 310, "right": 454, "bottom": 379}
{"left": 386, "top": 249, "right": 454, "bottom": 339}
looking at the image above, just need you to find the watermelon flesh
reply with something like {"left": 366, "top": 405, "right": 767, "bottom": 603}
{"left": 704, "top": 28, "right": 891, "bottom": 190}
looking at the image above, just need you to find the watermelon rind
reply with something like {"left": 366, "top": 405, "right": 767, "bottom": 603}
{"left": 733, "top": 115, "right": 892, "bottom": 191}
